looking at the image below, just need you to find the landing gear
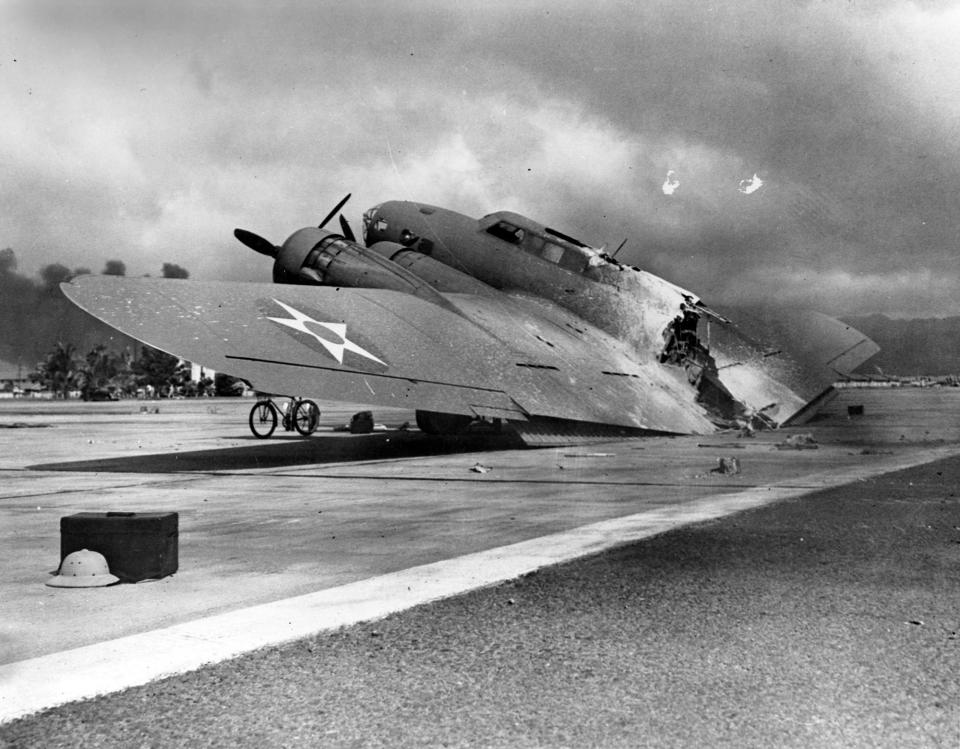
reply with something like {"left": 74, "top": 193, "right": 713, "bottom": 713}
{"left": 415, "top": 410, "right": 474, "bottom": 435}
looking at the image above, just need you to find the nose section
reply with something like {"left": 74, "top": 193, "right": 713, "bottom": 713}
{"left": 362, "top": 203, "right": 383, "bottom": 245}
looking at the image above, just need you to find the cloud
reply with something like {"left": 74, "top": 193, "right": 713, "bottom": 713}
{"left": 2, "top": 0, "right": 960, "bottom": 316}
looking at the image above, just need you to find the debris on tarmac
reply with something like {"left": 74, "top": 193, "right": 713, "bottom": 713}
{"left": 349, "top": 411, "right": 374, "bottom": 433}
{"left": 776, "top": 433, "right": 819, "bottom": 450}
{"left": 712, "top": 457, "right": 741, "bottom": 475}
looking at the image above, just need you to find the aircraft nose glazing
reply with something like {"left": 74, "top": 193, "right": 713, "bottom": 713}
{"left": 362, "top": 204, "right": 384, "bottom": 245}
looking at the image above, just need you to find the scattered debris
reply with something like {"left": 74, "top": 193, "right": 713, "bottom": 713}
{"left": 348, "top": 411, "right": 374, "bottom": 434}
{"left": 711, "top": 456, "right": 741, "bottom": 475}
{"left": 470, "top": 462, "right": 492, "bottom": 474}
{"left": 776, "top": 433, "right": 818, "bottom": 450}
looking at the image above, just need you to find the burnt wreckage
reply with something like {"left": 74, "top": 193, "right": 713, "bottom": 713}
{"left": 62, "top": 197, "right": 878, "bottom": 445}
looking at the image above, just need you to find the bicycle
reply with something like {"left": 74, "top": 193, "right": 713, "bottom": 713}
{"left": 248, "top": 396, "right": 320, "bottom": 439}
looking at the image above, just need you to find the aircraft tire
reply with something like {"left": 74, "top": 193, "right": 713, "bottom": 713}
{"left": 415, "top": 410, "right": 473, "bottom": 435}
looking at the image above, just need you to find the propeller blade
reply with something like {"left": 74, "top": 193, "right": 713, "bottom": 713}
{"left": 319, "top": 193, "right": 351, "bottom": 229}
{"left": 339, "top": 214, "right": 357, "bottom": 243}
{"left": 234, "top": 228, "right": 278, "bottom": 258}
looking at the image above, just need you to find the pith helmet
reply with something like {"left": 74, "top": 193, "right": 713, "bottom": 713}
{"left": 46, "top": 549, "right": 119, "bottom": 588}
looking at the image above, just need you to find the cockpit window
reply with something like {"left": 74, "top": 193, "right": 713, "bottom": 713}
{"left": 482, "top": 212, "right": 607, "bottom": 279}
{"left": 486, "top": 221, "right": 525, "bottom": 244}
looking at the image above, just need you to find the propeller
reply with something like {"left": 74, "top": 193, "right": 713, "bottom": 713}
{"left": 319, "top": 193, "right": 351, "bottom": 230}
{"left": 233, "top": 228, "right": 278, "bottom": 258}
{"left": 339, "top": 214, "right": 357, "bottom": 242}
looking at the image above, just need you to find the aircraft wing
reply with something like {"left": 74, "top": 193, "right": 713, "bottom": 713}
{"left": 62, "top": 276, "right": 718, "bottom": 434}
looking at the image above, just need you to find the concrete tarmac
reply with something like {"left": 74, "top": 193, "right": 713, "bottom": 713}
{"left": 1, "top": 388, "right": 959, "bottom": 726}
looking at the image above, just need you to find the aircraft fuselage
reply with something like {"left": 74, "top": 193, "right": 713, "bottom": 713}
{"left": 361, "top": 201, "right": 696, "bottom": 358}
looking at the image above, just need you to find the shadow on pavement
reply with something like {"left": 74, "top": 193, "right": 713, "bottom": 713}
{"left": 28, "top": 430, "right": 525, "bottom": 474}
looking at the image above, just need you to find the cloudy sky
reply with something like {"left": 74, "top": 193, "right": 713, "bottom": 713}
{"left": 3, "top": 0, "right": 959, "bottom": 317}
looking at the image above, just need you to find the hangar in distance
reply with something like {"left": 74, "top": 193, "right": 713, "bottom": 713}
{"left": 62, "top": 196, "right": 878, "bottom": 445}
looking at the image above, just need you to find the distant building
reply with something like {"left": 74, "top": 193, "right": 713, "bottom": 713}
{"left": 0, "top": 358, "right": 40, "bottom": 398}
{"left": 189, "top": 361, "right": 215, "bottom": 384}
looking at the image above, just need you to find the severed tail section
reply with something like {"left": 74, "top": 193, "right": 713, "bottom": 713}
{"left": 705, "top": 307, "right": 879, "bottom": 427}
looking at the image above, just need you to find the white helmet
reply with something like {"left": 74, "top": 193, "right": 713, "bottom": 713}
{"left": 46, "top": 549, "right": 119, "bottom": 588}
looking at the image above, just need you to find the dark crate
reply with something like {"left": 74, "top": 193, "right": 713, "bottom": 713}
{"left": 60, "top": 512, "right": 178, "bottom": 583}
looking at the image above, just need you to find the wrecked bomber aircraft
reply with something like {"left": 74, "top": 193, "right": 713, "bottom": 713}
{"left": 62, "top": 197, "right": 878, "bottom": 445}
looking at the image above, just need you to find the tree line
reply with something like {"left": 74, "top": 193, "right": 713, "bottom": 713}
{"left": 29, "top": 341, "right": 243, "bottom": 400}
{"left": 1, "top": 247, "right": 244, "bottom": 398}
{"left": 1, "top": 246, "right": 196, "bottom": 382}
{"left": 6, "top": 249, "right": 191, "bottom": 291}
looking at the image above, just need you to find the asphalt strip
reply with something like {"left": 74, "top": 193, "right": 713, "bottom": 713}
{"left": 1, "top": 446, "right": 957, "bottom": 724}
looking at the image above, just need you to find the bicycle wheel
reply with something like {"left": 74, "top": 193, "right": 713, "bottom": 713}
{"left": 249, "top": 401, "right": 278, "bottom": 438}
{"left": 293, "top": 399, "right": 320, "bottom": 435}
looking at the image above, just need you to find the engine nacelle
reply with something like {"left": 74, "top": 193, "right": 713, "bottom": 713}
{"left": 367, "top": 244, "right": 497, "bottom": 297}
{"left": 273, "top": 228, "right": 454, "bottom": 310}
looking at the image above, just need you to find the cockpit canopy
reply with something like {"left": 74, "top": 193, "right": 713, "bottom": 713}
{"left": 479, "top": 211, "right": 605, "bottom": 275}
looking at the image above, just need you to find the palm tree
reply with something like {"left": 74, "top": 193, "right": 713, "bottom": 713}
{"left": 32, "top": 342, "right": 79, "bottom": 398}
{"left": 132, "top": 346, "right": 187, "bottom": 397}
{"left": 78, "top": 344, "right": 125, "bottom": 400}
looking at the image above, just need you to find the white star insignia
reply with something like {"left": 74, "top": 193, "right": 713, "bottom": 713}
{"left": 267, "top": 299, "right": 386, "bottom": 366}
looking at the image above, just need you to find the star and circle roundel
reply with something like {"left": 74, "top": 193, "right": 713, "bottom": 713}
{"left": 261, "top": 298, "right": 388, "bottom": 371}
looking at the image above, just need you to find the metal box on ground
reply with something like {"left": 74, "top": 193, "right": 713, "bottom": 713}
{"left": 60, "top": 512, "right": 178, "bottom": 583}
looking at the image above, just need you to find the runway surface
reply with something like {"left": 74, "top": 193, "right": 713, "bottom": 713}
{"left": 1, "top": 388, "right": 959, "bottom": 744}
